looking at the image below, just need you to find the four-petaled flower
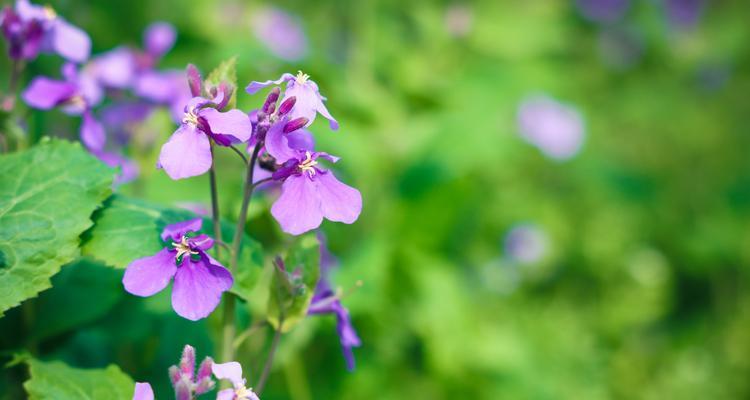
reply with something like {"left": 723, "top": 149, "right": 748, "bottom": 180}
{"left": 0, "top": 0, "right": 90, "bottom": 62}
{"left": 158, "top": 96, "right": 252, "bottom": 179}
{"left": 246, "top": 70, "right": 338, "bottom": 130}
{"left": 212, "top": 361, "right": 260, "bottom": 400}
{"left": 122, "top": 218, "right": 233, "bottom": 320}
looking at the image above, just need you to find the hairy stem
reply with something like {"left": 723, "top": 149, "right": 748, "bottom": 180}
{"left": 220, "top": 144, "right": 261, "bottom": 367}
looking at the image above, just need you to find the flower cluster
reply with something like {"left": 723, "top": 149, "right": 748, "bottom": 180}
{"left": 133, "top": 345, "right": 259, "bottom": 400}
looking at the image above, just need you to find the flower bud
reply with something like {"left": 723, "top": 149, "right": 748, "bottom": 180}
{"left": 186, "top": 64, "right": 202, "bottom": 97}
{"left": 262, "top": 87, "right": 281, "bottom": 114}
{"left": 179, "top": 345, "right": 196, "bottom": 380}
{"left": 277, "top": 96, "right": 296, "bottom": 116}
{"left": 168, "top": 365, "right": 181, "bottom": 386}
{"left": 283, "top": 117, "right": 309, "bottom": 133}
{"left": 215, "top": 82, "right": 234, "bottom": 111}
{"left": 196, "top": 357, "right": 213, "bottom": 381}
{"left": 194, "top": 376, "right": 215, "bottom": 395}
{"left": 174, "top": 378, "right": 192, "bottom": 400}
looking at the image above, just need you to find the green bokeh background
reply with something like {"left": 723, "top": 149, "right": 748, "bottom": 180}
{"left": 3, "top": 0, "right": 750, "bottom": 399}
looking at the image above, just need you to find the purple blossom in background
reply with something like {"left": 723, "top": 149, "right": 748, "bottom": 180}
{"left": 132, "top": 382, "right": 154, "bottom": 400}
{"left": 93, "top": 149, "right": 139, "bottom": 185}
{"left": 246, "top": 71, "right": 339, "bottom": 130}
{"left": 158, "top": 95, "right": 252, "bottom": 179}
{"left": 22, "top": 63, "right": 106, "bottom": 151}
{"left": 0, "top": 0, "right": 90, "bottom": 62}
{"left": 251, "top": 7, "right": 307, "bottom": 61}
{"left": 143, "top": 21, "right": 176, "bottom": 60}
{"left": 86, "top": 47, "right": 137, "bottom": 89}
{"left": 517, "top": 94, "right": 585, "bottom": 161}
{"left": 504, "top": 223, "right": 549, "bottom": 264}
{"left": 212, "top": 362, "right": 261, "bottom": 400}
{"left": 134, "top": 69, "right": 192, "bottom": 122}
{"left": 575, "top": 0, "right": 630, "bottom": 24}
{"left": 665, "top": 0, "right": 705, "bottom": 29}
{"left": 307, "top": 233, "right": 361, "bottom": 370}
{"left": 444, "top": 3, "right": 473, "bottom": 38}
{"left": 122, "top": 218, "right": 233, "bottom": 320}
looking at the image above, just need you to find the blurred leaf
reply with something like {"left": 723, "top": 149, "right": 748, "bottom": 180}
{"left": 24, "top": 358, "right": 133, "bottom": 400}
{"left": 30, "top": 259, "right": 123, "bottom": 341}
{"left": 267, "top": 233, "right": 320, "bottom": 333}
{"left": 0, "top": 139, "right": 112, "bottom": 315}
{"left": 204, "top": 56, "right": 238, "bottom": 109}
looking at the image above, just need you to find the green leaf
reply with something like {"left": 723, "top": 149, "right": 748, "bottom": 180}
{"left": 0, "top": 139, "right": 113, "bottom": 315}
{"left": 267, "top": 233, "right": 320, "bottom": 332}
{"left": 204, "top": 56, "right": 238, "bottom": 109}
{"left": 24, "top": 358, "right": 134, "bottom": 400}
{"left": 81, "top": 195, "right": 264, "bottom": 301}
{"left": 30, "top": 258, "right": 123, "bottom": 341}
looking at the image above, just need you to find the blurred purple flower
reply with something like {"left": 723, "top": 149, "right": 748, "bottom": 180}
{"left": 246, "top": 71, "right": 339, "bottom": 130}
{"left": 251, "top": 7, "right": 307, "bottom": 61}
{"left": 134, "top": 69, "right": 192, "bottom": 122}
{"left": 122, "top": 218, "right": 233, "bottom": 320}
{"left": 86, "top": 47, "right": 137, "bottom": 89}
{"left": 307, "top": 234, "right": 361, "bottom": 371}
{"left": 0, "top": 0, "right": 90, "bottom": 62}
{"left": 503, "top": 223, "right": 549, "bottom": 264}
{"left": 212, "top": 362, "right": 260, "bottom": 400}
{"left": 168, "top": 345, "right": 215, "bottom": 398}
{"left": 665, "top": 0, "right": 705, "bottom": 29}
{"left": 576, "top": 0, "right": 630, "bottom": 24}
{"left": 132, "top": 382, "right": 154, "bottom": 400}
{"left": 517, "top": 94, "right": 585, "bottom": 161}
{"left": 143, "top": 21, "right": 176, "bottom": 60}
{"left": 22, "top": 63, "right": 106, "bottom": 151}
{"left": 92, "top": 149, "right": 139, "bottom": 185}
{"left": 158, "top": 96, "right": 252, "bottom": 179}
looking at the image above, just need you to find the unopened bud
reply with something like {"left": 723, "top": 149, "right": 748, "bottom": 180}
{"left": 194, "top": 376, "right": 215, "bottom": 395}
{"left": 168, "top": 366, "right": 181, "bottom": 386}
{"left": 262, "top": 87, "right": 280, "bottom": 114}
{"left": 283, "top": 117, "right": 309, "bottom": 133}
{"left": 174, "top": 378, "right": 192, "bottom": 400}
{"left": 215, "top": 82, "right": 234, "bottom": 111}
{"left": 196, "top": 357, "right": 213, "bottom": 381}
{"left": 179, "top": 345, "right": 195, "bottom": 380}
{"left": 186, "top": 64, "right": 202, "bottom": 97}
{"left": 277, "top": 96, "right": 296, "bottom": 116}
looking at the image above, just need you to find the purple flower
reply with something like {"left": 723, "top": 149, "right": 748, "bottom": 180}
{"left": 93, "top": 149, "right": 139, "bottom": 185}
{"left": 143, "top": 21, "right": 176, "bottom": 60}
{"left": 307, "top": 235, "right": 361, "bottom": 371}
{"left": 575, "top": 0, "right": 630, "bottom": 24}
{"left": 22, "top": 63, "right": 106, "bottom": 151}
{"left": 132, "top": 382, "right": 154, "bottom": 400}
{"left": 1, "top": 0, "right": 90, "bottom": 62}
{"left": 251, "top": 7, "right": 307, "bottom": 61}
{"left": 168, "top": 345, "right": 216, "bottom": 398}
{"left": 504, "top": 223, "right": 549, "bottom": 264}
{"left": 158, "top": 96, "right": 252, "bottom": 179}
{"left": 86, "top": 47, "right": 137, "bottom": 89}
{"left": 665, "top": 0, "right": 705, "bottom": 29}
{"left": 517, "top": 94, "right": 585, "bottom": 161}
{"left": 268, "top": 148, "right": 362, "bottom": 235}
{"left": 246, "top": 71, "right": 339, "bottom": 130}
{"left": 212, "top": 361, "right": 260, "bottom": 400}
{"left": 122, "top": 218, "right": 233, "bottom": 320}
{"left": 134, "top": 69, "right": 192, "bottom": 122}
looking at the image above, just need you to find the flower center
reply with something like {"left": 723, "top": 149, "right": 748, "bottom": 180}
{"left": 43, "top": 5, "right": 57, "bottom": 20}
{"left": 182, "top": 108, "right": 200, "bottom": 126}
{"left": 172, "top": 236, "right": 198, "bottom": 260}
{"left": 298, "top": 151, "right": 318, "bottom": 177}
{"left": 295, "top": 70, "right": 310, "bottom": 85}
{"left": 64, "top": 95, "right": 86, "bottom": 109}
{"left": 234, "top": 385, "right": 253, "bottom": 399}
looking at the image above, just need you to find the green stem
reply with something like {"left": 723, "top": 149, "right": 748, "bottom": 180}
{"left": 255, "top": 321, "right": 282, "bottom": 395}
{"left": 220, "top": 144, "right": 261, "bottom": 366}
{"left": 209, "top": 143, "right": 223, "bottom": 258}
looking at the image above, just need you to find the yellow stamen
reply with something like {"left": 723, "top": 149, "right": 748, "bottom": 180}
{"left": 43, "top": 5, "right": 57, "bottom": 20}
{"left": 295, "top": 70, "right": 310, "bottom": 85}
{"left": 182, "top": 108, "right": 199, "bottom": 126}
{"left": 298, "top": 151, "right": 318, "bottom": 177}
{"left": 172, "top": 236, "right": 198, "bottom": 260}
{"left": 235, "top": 385, "right": 254, "bottom": 398}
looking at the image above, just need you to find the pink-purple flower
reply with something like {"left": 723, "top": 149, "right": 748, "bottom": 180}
{"left": 251, "top": 7, "right": 307, "bottom": 61}
{"left": 122, "top": 218, "right": 233, "bottom": 321}
{"left": 246, "top": 71, "right": 339, "bottom": 130}
{"left": 0, "top": 0, "right": 90, "bottom": 62}
{"left": 212, "top": 361, "right": 260, "bottom": 400}
{"left": 517, "top": 94, "right": 585, "bottom": 161}
{"left": 132, "top": 344, "right": 215, "bottom": 400}
{"left": 158, "top": 96, "right": 252, "bottom": 179}
{"left": 132, "top": 382, "right": 154, "bottom": 400}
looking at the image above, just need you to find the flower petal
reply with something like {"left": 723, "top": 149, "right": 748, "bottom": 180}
{"left": 80, "top": 111, "right": 105, "bottom": 152}
{"left": 211, "top": 361, "right": 244, "bottom": 387}
{"left": 245, "top": 73, "right": 294, "bottom": 95}
{"left": 271, "top": 174, "right": 324, "bottom": 235}
{"left": 133, "top": 382, "right": 154, "bottom": 400}
{"left": 287, "top": 129, "right": 315, "bottom": 151}
{"left": 158, "top": 124, "right": 212, "bottom": 179}
{"left": 161, "top": 218, "right": 203, "bottom": 241}
{"left": 315, "top": 171, "right": 362, "bottom": 224}
{"left": 171, "top": 256, "right": 232, "bottom": 320}
{"left": 264, "top": 119, "right": 298, "bottom": 162}
{"left": 200, "top": 108, "right": 252, "bottom": 144}
{"left": 123, "top": 248, "right": 177, "bottom": 297}
{"left": 49, "top": 18, "right": 91, "bottom": 63}
{"left": 216, "top": 389, "right": 235, "bottom": 400}
{"left": 91, "top": 47, "right": 135, "bottom": 88}
{"left": 21, "top": 77, "right": 76, "bottom": 109}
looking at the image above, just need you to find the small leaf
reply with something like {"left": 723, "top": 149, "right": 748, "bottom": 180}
{"left": 0, "top": 139, "right": 113, "bottom": 315}
{"left": 267, "top": 233, "right": 320, "bottom": 332}
{"left": 204, "top": 56, "right": 238, "bottom": 109}
{"left": 24, "top": 358, "right": 134, "bottom": 400}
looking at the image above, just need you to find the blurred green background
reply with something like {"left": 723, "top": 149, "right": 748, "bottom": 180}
{"left": 3, "top": 0, "right": 750, "bottom": 399}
